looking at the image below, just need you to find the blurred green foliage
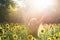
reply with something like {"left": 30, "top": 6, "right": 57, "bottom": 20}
{"left": 0, "top": 0, "right": 15, "bottom": 22}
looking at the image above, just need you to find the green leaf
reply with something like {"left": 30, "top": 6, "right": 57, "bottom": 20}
{"left": 6, "top": 37, "right": 9, "bottom": 40}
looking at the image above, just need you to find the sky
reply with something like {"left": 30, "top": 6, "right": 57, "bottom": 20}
{"left": 10, "top": 0, "right": 60, "bottom": 24}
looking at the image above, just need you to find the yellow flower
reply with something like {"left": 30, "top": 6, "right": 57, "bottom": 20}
{"left": 27, "top": 34, "right": 33, "bottom": 40}
{"left": 5, "top": 24, "right": 10, "bottom": 27}
{"left": 13, "top": 34, "right": 18, "bottom": 40}
{"left": 38, "top": 28, "right": 46, "bottom": 37}
{"left": 58, "top": 32, "right": 60, "bottom": 37}
{"left": 13, "top": 23, "right": 20, "bottom": 29}
{"left": 38, "top": 24, "right": 46, "bottom": 36}
{"left": 13, "top": 26, "right": 16, "bottom": 30}
{"left": 54, "top": 34, "right": 57, "bottom": 37}
{"left": 14, "top": 23, "right": 19, "bottom": 26}
{"left": 39, "top": 28, "right": 45, "bottom": 34}
{"left": 47, "top": 37, "right": 52, "bottom": 40}
{"left": 5, "top": 24, "right": 10, "bottom": 30}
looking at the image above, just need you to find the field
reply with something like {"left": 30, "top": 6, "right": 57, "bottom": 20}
{"left": 0, "top": 23, "right": 60, "bottom": 40}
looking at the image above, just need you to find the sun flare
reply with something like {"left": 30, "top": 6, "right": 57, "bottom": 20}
{"left": 27, "top": 0, "right": 56, "bottom": 13}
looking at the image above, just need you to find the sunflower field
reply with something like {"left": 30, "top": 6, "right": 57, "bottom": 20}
{"left": 0, "top": 23, "right": 60, "bottom": 40}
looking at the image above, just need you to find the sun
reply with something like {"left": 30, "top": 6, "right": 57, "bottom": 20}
{"left": 27, "top": 0, "right": 55, "bottom": 13}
